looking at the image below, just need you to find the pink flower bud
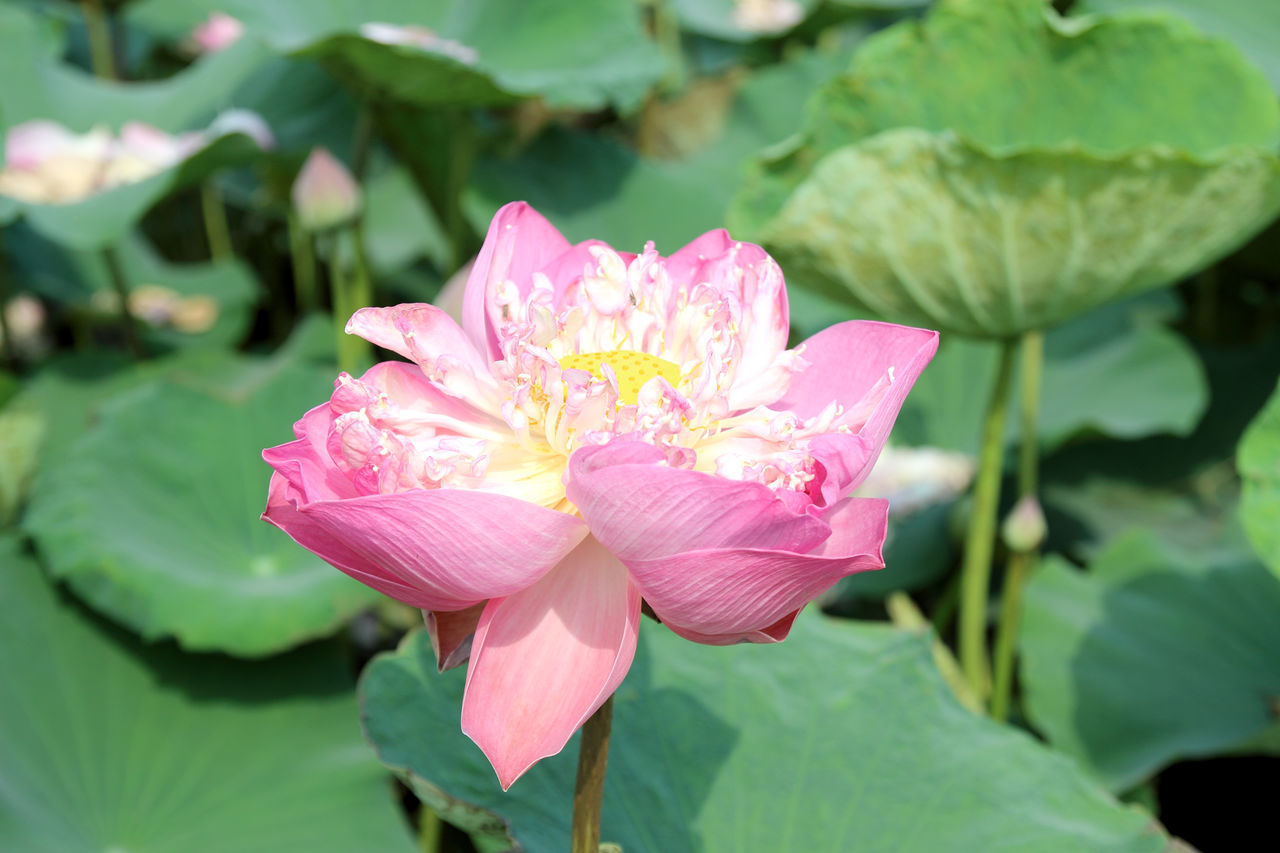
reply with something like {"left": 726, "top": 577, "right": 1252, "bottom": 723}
{"left": 190, "top": 13, "right": 243, "bottom": 54}
{"left": 291, "top": 148, "right": 361, "bottom": 232}
{"left": 1001, "top": 495, "right": 1047, "bottom": 553}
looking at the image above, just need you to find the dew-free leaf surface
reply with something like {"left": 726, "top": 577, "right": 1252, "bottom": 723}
{"left": 0, "top": 537, "right": 415, "bottom": 853}
{"left": 361, "top": 614, "right": 1172, "bottom": 852}
{"left": 21, "top": 341, "right": 378, "bottom": 656}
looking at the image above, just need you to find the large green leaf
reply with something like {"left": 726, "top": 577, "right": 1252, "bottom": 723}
{"left": 167, "top": 0, "right": 664, "bottom": 111}
{"left": 1077, "top": 0, "right": 1280, "bottom": 92}
{"left": 361, "top": 614, "right": 1172, "bottom": 852}
{"left": 0, "top": 537, "right": 415, "bottom": 853}
{"left": 731, "top": 0, "right": 1280, "bottom": 336}
{"left": 1020, "top": 532, "right": 1280, "bottom": 792}
{"left": 21, "top": 343, "right": 379, "bottom": 656}
{"left": 747, "top": 127, "right": 1280, "bottom": 337}
{"left": 466, "top": 47, "right": 849, "bottom": 249}
{"left": 0, "top": 5, "right": 272, "bottom": 131}
{"left": 1238, "top": 376, "right": 1280, "bottom": 577}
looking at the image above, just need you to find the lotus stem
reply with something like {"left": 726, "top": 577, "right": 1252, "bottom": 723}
{"left": 957, "top": 337, "right": 1017, "bottom": 704}
{"left": 81, "top": 0, "right": 118, "bottom": 80}
{"left": 330, "top": 226, "right": 373, "bottom": 375}
{"left": 0, "top": 238, "right": 16, "bottom": 368}
{"left": 991, "top": 331, "right": 1045, "bottom": 721}
{"left": 417, "top": 804, "right": 442, "bottom": 852}
{"left": 101, "top": 247, "right": 143, "bottom": 359}
{"left": 287, "top": 213, "right": 318, "bottom": 314}
{"left": 571, "top": 696, "right": 614, "bottom": 853}
{"left": 888, "top": 592, "right": 982, "bottom": 714}
{"left": 201, "top": 183, "right": 234, "bottom": 262}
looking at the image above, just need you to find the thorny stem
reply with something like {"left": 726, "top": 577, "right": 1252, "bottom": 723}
{"left": 571, "top": 696, "right": 614, "bottom": 853}
{"left": 991, "top": 331, "right": 1045, "bottom": 721}
{"left": 957, "top": 337, "right": 1017, "bottom": 703}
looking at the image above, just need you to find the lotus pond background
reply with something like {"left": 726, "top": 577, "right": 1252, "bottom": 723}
{"left": 2, "top": 0, "right": 1279, "bottom": 851}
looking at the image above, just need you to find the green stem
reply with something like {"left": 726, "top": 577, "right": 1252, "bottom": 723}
{"left": 101, "top": 247, "right": 143, "bottom": 359}
{"left": 957, "top": 337, "right": 1018, "bottom": 703}
{"left": 571, "top": 696, "right": 614, "bottom": 853}
{"left": 889, "top": 593, "right": 982, "bottom": 714}
{"left": 201, "top": 183, "right": 234, "bottom": 262}
{"left": 287, "top": 213, "right": 318, "bottom": 314}
{"left": 417, "top": 804, "right": 442, "bottom": 852}
{"left": 81, "top": 0, "right": 118, "bottom": 80}
{"left": 0, "top": 237, "right": 17, "bottom": 368}
{"left": 990, "top": 331, "right": 1045, "bottom": 721}
{"left": 331, "top": 225, "right": 374, "bottom": 374}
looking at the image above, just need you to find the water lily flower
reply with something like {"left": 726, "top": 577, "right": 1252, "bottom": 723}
{"left": 262, "top": 202, "right": 938, "bottom": 788}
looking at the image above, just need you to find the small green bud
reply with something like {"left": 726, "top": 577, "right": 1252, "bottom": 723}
{"left": 1001, "top": 495, "right": 1047, "bottom": 553}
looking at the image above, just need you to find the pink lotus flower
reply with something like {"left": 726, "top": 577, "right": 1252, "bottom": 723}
{"left": 262, "top": 202, "right": 938, "bottom": 788}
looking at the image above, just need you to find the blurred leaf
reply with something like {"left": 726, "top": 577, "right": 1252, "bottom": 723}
{"left": 466, "top": 46, "right": 848, "bottom": 249}
{"left": 361, "top": 614, "right": 1170, "bottom": 852}
{"left": 1038, "top": 300, "right": 1209, "bottom": 447}
{"left": 0, "top": 5, "right": 272, "bottom": 130}
{"left": 743, "top": 127, "right": 1280, "bottom": 337}
{"left": 1044, "top": 478, "right": 1245, "bottom": 565}
{"left": 180, "top": 0, "right": 664, "bottom": 111}
{"left": 0, "top": 406, "right": 41, "bottom": 525}
{"left": 894, "top": 295, "right": 1209, "bottom": 454}
{"left": 1238, "top": 376, "right": 1280, "bottom": 577}
{"left": 670, "top": 0, "right": 820, "bottom": 42}
{"left": 363, "top": 164, "right": 450, "bottom": 275}
{"left": 21, "top": 340, "right": 379, "bottom": 656}
{"left": 732, "top": 0, "right": 1280, "bottom": 336}
{"left": 1020, "top": 531, "right": 1280, "bottom": 791}
{"left": 1076, "top": 0, "right": 1280, "bottom": 92}
{"left": 0, "top": 536, "right": 415, "bottom": 853}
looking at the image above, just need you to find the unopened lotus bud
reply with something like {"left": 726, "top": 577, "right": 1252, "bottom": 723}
{"left": 292, "top": 148, "right": 361, "bottom": 232}
{"left": 1001, "top": 495, "right": 1047, "bottom": 553}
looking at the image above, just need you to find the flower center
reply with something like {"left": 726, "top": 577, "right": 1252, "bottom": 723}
{"left": 558, "top": 350, "right": 682, "bottom": 406}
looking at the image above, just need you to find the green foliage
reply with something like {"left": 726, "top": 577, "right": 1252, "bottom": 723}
{"left": 1077, "top": 0, "right": 1280, "bottom": 91}
{"left": 1238, "top": 377, "right": 1280, "bottom": 577}
{"left": 731, "top": 0, "right": 1280, "bottom": 336}
{"left": 1020, "top": 531, "right": 1280, "bottom": 791}
{"left": 0, "top": 537, "right": 416, "bottom": 852}
{"left": 21, "top": 338, "right": 381, "bottom": 656}
{"left": 160, "top": 0, "right": 666, "bottom": 111}
{"left": 361, "top": 614, "right": 1169, "bottom": 852}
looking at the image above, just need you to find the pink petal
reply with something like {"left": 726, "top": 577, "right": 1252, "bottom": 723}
{"left": 262, "top": 402, "right": 360, "bottom": 503}
{"left": 263, "top": 471, "right": 441, "bottom": 608}
{"left": 566, "top": 440, "right": 834, "bottom": 559}
{"left": 663, "top": 609, "right": 800, "bottom": 646}
{"left": 345, "top": 304, "right": 501, "bottom": 406}
{"left": 462, "top": 202, "right": 572, "bottom": 361}
{"left": 425, "top": 603, "right": 486, "bottom": 671}
{"left": 263, "top": 486, "right": 587, "bottom": 611}
{"left": 622, "top": 497, "right": 888, "bottom": 637}
{"left": 779, "top": 320, "right": 939, "bottom": 489}
{"left": 263, "top": 406, "right": 589, "bottom": 610}
{"left": 461, "top": 536, "right": 640, "bottom": 789}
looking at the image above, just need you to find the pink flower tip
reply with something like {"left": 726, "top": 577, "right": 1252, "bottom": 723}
{"left": 292, "top": 147, "right": 361, "bottom": 231}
